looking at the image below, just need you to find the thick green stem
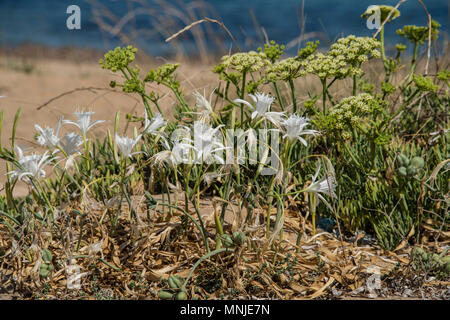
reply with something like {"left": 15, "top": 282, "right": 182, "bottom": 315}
{"left": 289, "top": 78, "right": 298, "bottom": 113}
{"left": 321, "top": 79, "right": 327, "bottom": 115}
{"left": 310, "top": 193, "right": 317, "bottom": 236}
{"left": 272, "top": 82, "right": 285, "bottom": 111}
{"left": 240, "top": 72, "right": 247, "bottom": 126}
{"left": 266, "top": 177, "right": 276, "bottom": 238}
{"left": 408, "top": 43, "right": 419, "bottom": 83}
{"left": 380, "top": 26, "right": 388, "bottom": 72}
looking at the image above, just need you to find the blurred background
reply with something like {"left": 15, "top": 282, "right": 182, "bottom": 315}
{"left": 0, "top": 0, "right": 448, "bottom": 61}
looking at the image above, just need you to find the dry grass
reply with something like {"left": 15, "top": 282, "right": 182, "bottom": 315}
{"left": 1, "top": 191, "right": 448, "bottom": 300}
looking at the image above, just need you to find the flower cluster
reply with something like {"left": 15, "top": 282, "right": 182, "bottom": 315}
{"left": 413, "top": 75, "right": 438, "bottom": 93}
{"left": 396, "top": 20, "right": 440, "bottom": 45}
{"left": 437, "top": 69, "right": 450, "bottom": 81}
{"left": 381, "top": 81, "right": 396, "bottom": 95}
{"left": 266, "top": 57, "right": 306, "bottom": 81}
{"left": 144, "top": 63, "right": 180, "bottom": 85}
{"left": 15, "top": 110, "right": 106, "bottom": 185}
{"left": 257, "top": 40, "right": 285, "bottom": 63}
{"left": 214, "top": 51, "right": 270, "bottom": 74}
{"left": 9, "top": 146, "right": 54, "bottom": 184}
{"left": 99, "top": 46, "right": 137, "bottom": 72}
{"left": 303, "top": 52, "right": 352, "bottom": 80}
{"left": 328, "top": 36, "right": 381, "bottom": 67}
{"left": 361, "top": 5, "right": 400, "bottom": 24}
{"left": 123, "top": 77, "right": 145, "bottom": 94}
{"left": 303, "top": 36, "right": 380, "bottom": 80}
{"left": 320, "top": 93, "right": 383, "bottom": 139}
{"left": 298, "top": 41, "right": 319, "bottom": 59}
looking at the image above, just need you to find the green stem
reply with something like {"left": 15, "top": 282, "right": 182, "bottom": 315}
{"left": 321, "top": 78, "right": 327, "bottom": 115}
{"left": 272, "top": 82, "right": 285, "bottom": 111}
{"left": 380, "top": 26, "right": 388, "bottom": 73}
{"left": 240, "top": 72, "right": 247, "bottom": 126}
{"left": 310, "top": 193, "right": 317, "bottom": 236}
{"left": 266, "top": 177, "right": 276, "bottom": 238}
{"left": 181, "top": 248, "right": 233, "bottom": 290}
{"left": 289, "top": 78, "right": 298, "bottom": 113}
{"left": 408, "top": 42, "right": 419, "bottom": 83}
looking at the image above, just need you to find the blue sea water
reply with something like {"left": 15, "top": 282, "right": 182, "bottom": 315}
{"left": 0, "top": 0, "right": 448, "bottom": 57}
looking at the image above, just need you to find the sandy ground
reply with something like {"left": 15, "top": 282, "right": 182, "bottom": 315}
{"left": 0, "top": 48, "right": 218, "bottom": 195}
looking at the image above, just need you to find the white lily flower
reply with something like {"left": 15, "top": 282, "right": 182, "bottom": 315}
{"left": 304, "top": 161, "right": 337, "bottom": 211}
{"left": 8, "top": 146, "right": 54, "bottom": 184}
{"left": 59, "top": 132, "right": 83, "bottom": 155}
{"left": 194, "top": 89, "right": 215, "bottom": 113}
{"left": 234, "top": 92, "right": 285, "bottom": 126}
{"left": 143, "top": 111, "right": 166, "bottom": 135}
{"left": 194, "top": 89, "right": 217, "bottom": 123}
{"left": 281, "top": 115, "right": 320, "bottom": 146}
{"left": 35, "top": 118, "right": 63, "bottom": 149}
{"left": 115, "top": 133, "right": 142, "bottom": 158}
{"left": 64, "top": 111, "right": 104, "bottom": 135}
{"left": 192, "top": 121, "right": 228, "bottom": 164}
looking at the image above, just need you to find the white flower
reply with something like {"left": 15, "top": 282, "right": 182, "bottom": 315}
{"left": 151, "top": 150, "right": 178, "bottom": 168}
{"left": 194, "top": 89, "right": 215, "bottom": 114}
{"left": 35, "top": 118, "right": 63, "bottom": 149}
{"left": 64, "top": 111, "right": 104, "bottom": 135}
{"left": 172, "top": 141, "right": 196, "bottom": 164}
{"left": 59, "top": 132, "right": 83, "bottom": 155}
{"left": 192, "top": 121, "right": 228, "bottom": 164}
{"left": 143, "top": 111, "right": 166, "bottom": 135}
{"left": 115, "top": 133, "right": 142, "bottom": 158}
{"left": 304, "top": 161, "right": 337, "bottom": 210}
{"left": 281, "top": 115, "right": 320, "bottom": 146}
{"left": 234, "top": 92, "right": 285, "bottom": 126}
{"left": 194, "top": 89, "right": 217, "bottom": 123}
{"left": 8, "top": 146, "right": 54, "bottom": 184}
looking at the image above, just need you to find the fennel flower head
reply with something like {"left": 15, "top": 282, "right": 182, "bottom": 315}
{"left": 115, "top": 134, "right": 142, "bottom": 159}
{"left": 361, "top": 5, "right": 400, "bottom": 24}
{"left": 281, "top": 115, "right": 320, "bottom": 146}
{"left": 9, "top": 146, "right": 54, "bottom": 184}
{"left": 234, "top": 92, "right": 285, "bottom": 126}
{"left": 217, "top": 51, "right": 270, "bottom": 73}
{"left": 266, "top": 57, "right": 306, "bottom": 81}
{"left": 64, "top": 111, "right": 105, "bottom": 135}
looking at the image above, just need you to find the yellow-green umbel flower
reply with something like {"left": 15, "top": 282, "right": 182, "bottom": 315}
{"left": 99, "top": 46, "right": 137, "bottom": 72}
{"left": 361, "top": 5, "right": 400, "bottom": 24}
{"left": 397, "top": 20, "right": 440, "bottom": 45}
{"left": 413, "top": 75, "right": 438, "bottom": 93}
{"left": 328, "top": 36, "right": 381, "bottom": 67}
{"left": 144, "top": 63, "right": 180, "bottom": 84}
{"left": 303, "top": 36, "right": 380, "bottom": 80}
{"left": 266, "top": 57, "right": 306, "bottom": 81}
{"left": 215, "top": 51, "right": 270, "bottom": 74}
{"left": 319, "top": 93, "right": 384, "bottom": 139}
